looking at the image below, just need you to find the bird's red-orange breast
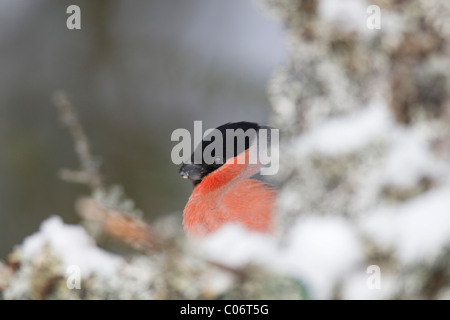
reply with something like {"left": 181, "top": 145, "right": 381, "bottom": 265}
{"left": 183, "top": 148, "right": 276, "bottom": 237}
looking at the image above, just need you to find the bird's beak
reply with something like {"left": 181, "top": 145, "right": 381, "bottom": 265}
{"left": 179, "top": 163, "right": 203, "bottom": 182}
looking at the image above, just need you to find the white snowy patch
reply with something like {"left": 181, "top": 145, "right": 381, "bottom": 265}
{"left": 280, "top": 216, "right": 363, "bottom": 299}
{"left": 350, "top": 124, "right": 448, "bottom": 214}
{"left": 295, "top": 101, "right": 392, "bottom": 156}
{"left": 201, "top": 217, "right": 363, "bottom": 299}
{"left": 199, "top": 224, "right": 277, "bottom": 269}
{"left": 319, "top": 0, "right": 370, "bottom": 32}
{"left": 21, "top": 216, "right": 123, "bottom": 277}
{"left": 319, "top": 0, "right": 404, "bottom": 37}
{"left": 380, "top": 128, "right": 445, "bottom": 188}
{"left": 341, "top": 271, "right": 396, "bottom": 300}
{"left": 360, "top": 186, "right": 450, "bottom": 265}
{"left": 274, "top": 95, "right": 297, "bottom": 125}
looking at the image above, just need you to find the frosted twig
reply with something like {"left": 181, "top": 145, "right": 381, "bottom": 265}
{"left": 52, "top": 92, "right": 103, "bottom": 190}
{"left": 76, "top": 198, "right": 164, "bottom": 253}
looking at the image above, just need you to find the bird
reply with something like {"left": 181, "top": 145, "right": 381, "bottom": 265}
{"left": 179, "top": 121, "right": 276, "bottom": 237}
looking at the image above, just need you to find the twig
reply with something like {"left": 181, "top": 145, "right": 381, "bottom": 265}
{"left": 76, "top": 198, "right": 164, "bottom": 253}
{"left": 52, "top": 92, "right": 103, "bottom": 190}
{"left": 52, "top": 92, "right": 165, "bottom": 252}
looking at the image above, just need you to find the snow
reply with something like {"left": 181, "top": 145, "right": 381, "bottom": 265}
{"left": 294, "top": 101, "right": 392, "bottom": 156}
{"left": 201, "top": 186, "right": 450, "bottom": 299}
{"left": 202, "top": 269, "right": 235, "bottom": 296}
{"left": 273, "top": 95, "right": 296, "bottom": 125}
{"left": 359, "top": 186, "right": 450, "bottom": 265}
{"left": 319, "top": 0, "right": 404, "bottom": 38}
{"left": 280, "top": 216, "right": 363, "bottom": 299}
{"left": 380, "top": 128, "right": 444, "bottom": 188}
{"left": 200, "top": 223, "right": 277, "bottom": 269}
{"left": 21, "top": 216, "right": 123, "bottom": 277}
{"left": 342, "top": 271, "right": 396, "bottom": 300}
{"left": 319, "top": 0, "right": 370, "bottom": 33}
{"left": 201, "top": 216, "right": 363, "bottom": 299}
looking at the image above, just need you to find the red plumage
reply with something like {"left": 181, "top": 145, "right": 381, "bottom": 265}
{"left": 183, "top": 148, "right": 276, "bottom": 237}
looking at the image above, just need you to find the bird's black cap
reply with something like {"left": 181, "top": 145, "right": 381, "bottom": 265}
{"left": 179, "top": 121, "right": 266, "bottom": 186}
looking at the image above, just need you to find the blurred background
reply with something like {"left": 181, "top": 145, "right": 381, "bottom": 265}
{"left": 0, "top": 0, "right": 285, "bottom": 259}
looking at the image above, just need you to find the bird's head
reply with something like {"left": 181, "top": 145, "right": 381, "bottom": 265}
{"left": 179, "top": 121, "right": 266, "bottom": 186}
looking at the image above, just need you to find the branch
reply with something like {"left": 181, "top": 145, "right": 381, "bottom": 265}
{"left": 52, "top": 92, "right": 103, "bottom": 190}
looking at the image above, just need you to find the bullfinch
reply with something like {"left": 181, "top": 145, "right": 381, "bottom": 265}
{"left": 179, "top": 122, "right": 276, "bottom": 237}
